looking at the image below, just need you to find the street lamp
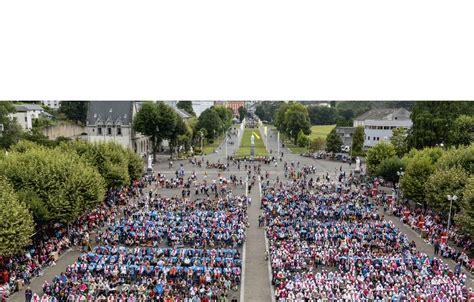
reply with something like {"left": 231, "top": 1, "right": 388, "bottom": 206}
{"left": 200, "top": 131, "right": 204, "bottom": 154}
{"left": 396, "top": 169, "right": 404, "bottom": 203}
{"left": 446, "top": 194, "right": 458, "bottom": 235}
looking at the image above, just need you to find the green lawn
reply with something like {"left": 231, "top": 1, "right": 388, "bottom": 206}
{"left": 309, "top": 125, "right": 336, "bottom": 139}
{"left": 237, "top": 128, "right": 269, "bottom": 156}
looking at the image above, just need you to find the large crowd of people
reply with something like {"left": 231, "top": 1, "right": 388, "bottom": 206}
{"left": 262, "top": 177, "right": 471, "bottom": 301}
{"left": 12, "top": 171, "right": 248, "bottom": 301}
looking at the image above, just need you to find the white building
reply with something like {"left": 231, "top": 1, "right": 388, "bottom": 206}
{"left": 41, "top": 100, "right": 61, "bottom": 109}
{"left": 9, "top": 104, "right": 48, "bottom": 130}
{"left": 353, "top": 108, "right": 412, "bottom": 148}
{"left": 86, "top": 101, "right": 151, "bottom": 156}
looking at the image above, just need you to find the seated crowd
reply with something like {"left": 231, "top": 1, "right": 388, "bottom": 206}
{"left": 262, "top": 181, "right": 471, "bottom": 301}
{"left": 39, "top": 246, "right": 241, "bottom": 301}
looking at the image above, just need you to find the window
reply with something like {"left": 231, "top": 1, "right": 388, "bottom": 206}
{"left": 117, "top": 126, "right": 122, "bottom": 135}
{"left": 25, "top": 116, "right": 27, "bottom": 122}
{"left": 378, "top": 126, "right": 383, "bottom": 130}
{"left": 367, "top": 136, "right": 370, "bottom": 140}
{"left": 107, "top": 127, "right": 112, "bottom": 135}
{"left": 98, "top": 127, "right": 102, "bottom": 135}
{"left": 384, "top": 126, "right": 389, "bottom": 130}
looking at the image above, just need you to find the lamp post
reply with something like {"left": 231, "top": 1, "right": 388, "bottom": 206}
{"left": 200, "top": 131, "right": 204, "bottom": 154}
{"left": 225, "top": 132, "right": 228, "bottom": 160}
{"left": 277, "top": 131, "right": 280, "bottom": 156}
{"left": 446, "top": 194, "right": 458, "bottom": 235}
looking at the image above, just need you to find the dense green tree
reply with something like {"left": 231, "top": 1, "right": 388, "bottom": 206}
{"left": 436, "top": 144, "right": 474, "bottom": 174}
{"left": 133, "top": 102, "right": 178, "bottom": 161}
{"left": 337, "top": 108, "right": 354, "bottom": 120}
{"left": 407, "top": 101, "right": 474, "bottom": 149}
{"left": 286, "top": 109, "right": 311, "bottom": 144}
{"left": 296, "top": 130, "right": 310, "bottom": 147}
{"left": 0, "top": 148, "right": 106, "bottom": 223}
{"left": 169, "top": 115, "right": 190, "bottom": 157}
{"left": 0, "top": 176, "right": 35, "bottom": 257}
{"left": 0, "top": 102, "right": 23, "bottom": 149}
{"left": 238, "top": 106, "right": 248, "bottom": 122}
{"left": 376, "top": 156, "right": 406, "bottom": 186}
{"left": 177, "top": 101, "right": 195, "bottom": 116}
{"left": 400, "top": 155, "right": 435, "bottom": 205}
{"left": 365, "top": 142, "right": 396, "bottom": 175}
{"left": 196, "top": 108, "right": 223, "bottom": 140}
{"left": 326, "top": 128, "right": 343, "bottom": 153}
{"left": 60, "top": 140, "right": 130, "bottom": 188}
{"left": 255, "top": 101, "right": 282, "bottom": 123}
{"left": 456, "top": 176, "right": 474, "bottom": 239}
{"left": 425, "top": 167, "right": 468, "bottom": 214}
{"left": 212, "top": 106, "right": 233, "bottom": 131}
{"left": 351, "top": 126, "right": 365, "bottom": 156}
{"left": 390, "top": 127, "right": 408, "bottom": 158}
{"left": 307, "top": 106, "right": 338, "bottom": 125}
{"left": 126, "top": 149, "right": 144, "bottom": 181}
{"left": 22, "top": 127, "right": 56, "bottom": 148}
{"left": 58, "top": 101, "right": 88, "bottom": 125}
{"left": 449, "top": 115, "right": 474, "bottom": 147}
{"left": 273, "top": 103, "right": 291, "bottom": 132}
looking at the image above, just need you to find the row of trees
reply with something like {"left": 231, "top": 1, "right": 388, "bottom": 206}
{"left": 133, "top": 102, "right": 235, "bottom": 158}
{"left": 0, "top": 140, "right": 144, "bottom": 257}
{"left": 366, "top": 141, "right": 474, "bottom": 238}
{"left": 273, "top": 103, "right": 311, "bottom": 144}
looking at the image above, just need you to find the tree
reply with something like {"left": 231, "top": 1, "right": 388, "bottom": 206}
{"left": 273, "top": 103, "right": 291, "bottom": 132}
{"left": 326, "top": 128, "right": 343, "bottom": 153}
{"left": 436, "top": 144, "right": 474, "bottom": 174}
{"left": 177, "top": 101, "right": 196, "bottom": 116}
{"left": 169, "top": 114, "right": 189, "bottom": 157}
{"left": 376, "top": 156, "right": 405, "bottom": 185}
{"left": 307, "top": 106, "right": 338, "bottom": 125}
{"left": 0, "top": 102, "right": 23, "bottom": 149}
{"left": 400, "top": 155, "right": 435, "bottom": 205}
{"left": 456, "top": 176, "right": 474, "bottom": 238}
{"left": 365, "top": 142, "right": 396, "bottom": 175}
{"left": 255, "top": 101, "right": 282, "bottom": 123}
{"left": 286, "top": 110, "right": 311, "bottom": 144}
{"left": 0, "top": 148, "right": 106, "bottom": 223}
{"left": 196, "top": 108, "right": 222, "bottom": 140}
{"left": 390, "top": 127, "right": 408, "bottom": 157}
{"left": 449, "top": 115, "right": 474, "bottom": 147}
{"left": 212, "top": 106, "right": 233, "bottom": 131}
{"left": 425, "top": 167, "right": 468, "bottom": 214}
{"left": 408, "top": 101, "right": 474, "bottom": 149}
{"left": 351, "top": 126, "right": 364, "bottom": 156}
{"left": 60, "top": 140, "right": 130, "bottom": 189}
{"left": 296, "top": 130, "right": 310, "bottom": 147}
{"left": 133, "top": 102, "right": 177, "bottom": 161}
{"left": 126, "top": 149, "right": 144, "bottom": 181}
{"left": 58, "top": 101, "right": 88, "bottom": 125}
{"left": 238, "top": 106, "right": 248, "bottom": 122}
{"left": 0, "top": 175, "right": 35, "bottom": 257}
{"left": 310, "top": 137, "right": 326, "bottom": 152}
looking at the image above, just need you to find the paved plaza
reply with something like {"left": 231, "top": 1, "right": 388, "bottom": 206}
{"left": 9, "top": 124, "right": 473, "bottom": 302}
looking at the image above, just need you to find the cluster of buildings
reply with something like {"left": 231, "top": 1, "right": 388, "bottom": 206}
{"left": 4, "top": 101, "right": 413, "bottom": 156}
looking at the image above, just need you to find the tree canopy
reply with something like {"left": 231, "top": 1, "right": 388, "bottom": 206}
{"left": 0, "top": 102, "right": 23, "bottom": 149}
{"left": 365, "top": 142, "right": 396, "bottom": 175}
{"left": 351, "top": 126, "right": 364, "bottom": 156}
{"left": 196, "top": 108, "right": 223, "bottom": 140}
{"left": 58, "top": 101, "right": 88, "bottom": 125}
{"left": 307, "top": 106, "right": 338, "bottom": 125}
{"left": 0, "top": 147, "right": 106, "bottom": 223}
{"left": 390, "top": 127, "right": 408, "bottom": 158}
{"left": 0, "top": 175, "right": 35, "bottom": 257}
{"left": 326, "top": 128, "right": 343, "bottom": 153}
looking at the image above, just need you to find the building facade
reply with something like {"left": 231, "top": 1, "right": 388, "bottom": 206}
{"left": 335, "top": 127, "right": 355, "bottom": 147}
{"left": 86, "top": 101, "right": 151, "bottom": 156}
{"left": 353, "top": 108, "right": 412, "bottom": 147}
{"left": 41, "top": 100, "right": 61, "bottom": 109}
{"left": 9, "top": 104, "right": 46, "bottom": 130}
{"left": 223, "top": 101, "right": 245, "bottom": 115}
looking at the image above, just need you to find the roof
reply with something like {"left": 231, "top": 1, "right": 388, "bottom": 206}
{"left": 354, "top": 108, "right": 411, "bottom": 121}
{"left": 336, "top": 127, "right": 355, "bottom": 133}
{"left": 172, "top": 107, "right": 192, "bottom": 119}
{"left": 87, "top": 101, "right": 133, "bottom": 126}
{"left": 14, "top": 104, "right": 44, "bottom": 112}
